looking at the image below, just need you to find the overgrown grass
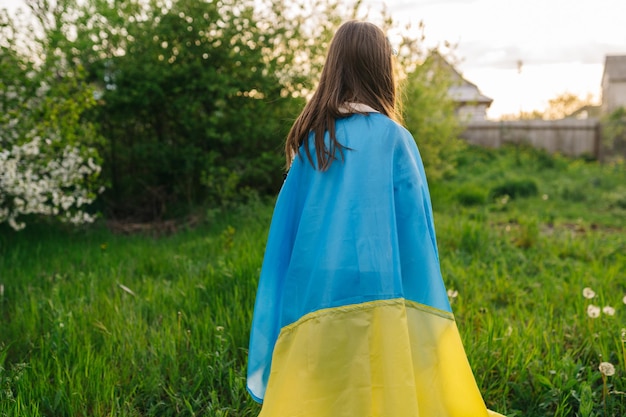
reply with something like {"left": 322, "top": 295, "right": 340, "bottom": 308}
{"left": 1, "top": 144, "right": 625, "bottom": 416}
{"left": 433, "top": 145, "right": 626, "bottom": 416}
{"left": 0, "top": 203, "right": 271, "bottom": 416}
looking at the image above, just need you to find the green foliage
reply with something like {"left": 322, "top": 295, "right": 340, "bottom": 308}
{"left": 402, "top": 52, "right": 465, "bottom": 181}
{"left": 83, "top": 0, "right": 300, "bottom": 218}
{"left": 74, "top": 0, "right": 362, "bottom": 218}
{"left": 455, "top": 185, "right": 488, "bottom": 207}
{"left": 514, "top": 216, "right": 540, "bottom": 249}
{"left": 2, "top": 0, "right": 463, "bottom": 220}
{"left": 559, "top": 184, "right": 588, "bottom": 203}
{"left": 609, "top": 190, "right": 626, "bottom": 210}
{"left": 602, "top": 107, "right": 626, "bottom": 162}
{"left": 0, "top": 7, "right": 103, "bottom": 230}
{"left": 490, "top": 178, "right": 539, "bottom": 200}
{"left": 2, "top": 0, "right": 357, "bottom": 219}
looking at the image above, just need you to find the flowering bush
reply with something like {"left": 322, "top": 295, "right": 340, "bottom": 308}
{"left": 0, "top": 136, "right": 102, "bottom": 230}
{"left": 0, "top": 50, "right": 103, "bottom": 230}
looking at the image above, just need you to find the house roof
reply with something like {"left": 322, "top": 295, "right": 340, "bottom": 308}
{"left": 427, "top": 51, "right": 493, "bottom": 106}
{"left": 602, "top": 55, "right": 626, "bottom": 84}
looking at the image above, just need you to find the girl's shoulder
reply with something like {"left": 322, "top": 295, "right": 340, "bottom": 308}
{"left": 336, "top": 113, "right": 417, "bottom": 157}
{"left": 339, "top": 112, "right": 412, "bottom": 139}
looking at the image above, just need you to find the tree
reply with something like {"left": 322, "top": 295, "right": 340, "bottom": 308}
{"left": 402, "top": 50, "right": 464, "bottom": 181}
{"left": 54, "top": 0, "right": 356, "bottom": 218}
{"left": 543, "top": 92, "right": 597, "bottom": 120}
{"left": 499, "top": 110, "right": 544, "bottom": 121}
{"left": 500, "top": 92, "right": 597, "bottom": 121}
{"left": 2, "top": 0, "right": 462, "bottom": 222}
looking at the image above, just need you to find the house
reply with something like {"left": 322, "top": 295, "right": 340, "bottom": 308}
{"left": 448, "top": 77, "right": 494, "bottom": 121}
{"left": 427, "top": 52, "right": 493, "bottom": 121}
{"left": 601, "top": 55, "right": 626, "bottom": 114}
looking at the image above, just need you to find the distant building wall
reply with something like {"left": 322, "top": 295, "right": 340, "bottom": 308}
{"left": 602, "top": 81, "right": 626, "bottom": 113}
{"left": 456, "top": 103, "right": 491, "bottom": 122}
{"left": 601, "top": 55, "right": 626, "bottom": 114}
{"left": 461, "top": 119, "right": 601, "bottom": 158}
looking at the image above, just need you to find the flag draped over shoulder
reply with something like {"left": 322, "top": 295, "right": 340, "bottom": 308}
{"left": 247, "top": 113, "right": 503, "bottom": 417}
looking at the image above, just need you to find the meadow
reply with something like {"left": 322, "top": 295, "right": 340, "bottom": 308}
{"left": 1, "top": 144, "right": 625, "bottom": 416}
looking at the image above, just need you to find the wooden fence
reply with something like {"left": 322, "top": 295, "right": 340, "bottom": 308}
{"left": 460, "top": 119, "right": 602, "bottom": 159}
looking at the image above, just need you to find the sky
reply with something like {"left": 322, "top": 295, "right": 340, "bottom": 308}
{"left": 364, "top": 0, "right": 626, "bottom": 118}
{"left": 2, "top": 0, "right": 625, "bottom": 119}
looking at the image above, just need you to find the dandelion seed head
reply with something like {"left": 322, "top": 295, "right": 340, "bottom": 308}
{"left": 587, "top": 304, "right": 601, "bottom": 318}
{"left": 447, "top": 289, "right": 459, "bottom": 299}
{"left": 582, "top": 287, "right": 596, "bottom": 299}
{"left": 602, "top": 306, "right": 615, "bottom": 316}
{"left": 599, "top": 362, "right": 615, "bottom": 376}
{"left": 623, "top": 295, "right": 626, "bottom": 305}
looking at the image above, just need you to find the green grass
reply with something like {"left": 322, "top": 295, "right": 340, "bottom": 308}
{"left": 0, "top": 203, "right": 271, "bottom": 416}
{"left": 1, "top": 144, "right": 625, "bottom": 416}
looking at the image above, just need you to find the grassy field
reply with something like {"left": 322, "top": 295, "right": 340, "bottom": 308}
{"left": 1, "top": 144, "right": 625, "bottom": 416}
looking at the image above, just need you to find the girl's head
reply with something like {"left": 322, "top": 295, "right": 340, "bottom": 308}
{"left": 286, "top": 20, "right": 401, "bottom": 170}
{"left": 319, "top": 20, "right": 398, "bottom": 118}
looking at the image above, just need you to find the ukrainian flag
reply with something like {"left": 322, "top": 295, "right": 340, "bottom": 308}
{"left": 247, "top": 113, "right": 504, "bottom": 417}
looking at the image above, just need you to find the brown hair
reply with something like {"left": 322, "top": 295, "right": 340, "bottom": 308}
{"left": 285, "top": 20, "right": 402, "bottom": 170}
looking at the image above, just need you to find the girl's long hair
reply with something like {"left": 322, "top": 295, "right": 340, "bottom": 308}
{"left": 285, "top": 20, "right": 402, "bottom": 170}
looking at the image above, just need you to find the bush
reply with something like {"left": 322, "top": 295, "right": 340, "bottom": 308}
{"left": 455, "top": 186, "right": 488, "bottom": 206}
{"left": 0, "top": 40, "right": 103, "bottom": 230}
{"left": 489, "top": 178, "right": 539, "bottom": 200}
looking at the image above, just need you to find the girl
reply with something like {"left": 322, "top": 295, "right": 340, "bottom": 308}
{"left": 247, "top": 20, "right": 503, "bottom": 417}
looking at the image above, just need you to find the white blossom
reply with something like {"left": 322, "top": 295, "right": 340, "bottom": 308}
{"left": 0, "top": 72, "right": 103, "bottom": 230}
